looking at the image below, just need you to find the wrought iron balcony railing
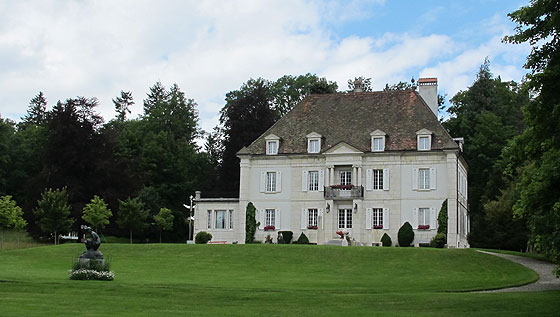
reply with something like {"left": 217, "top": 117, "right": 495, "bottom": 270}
{"left": 324, "top": 185, "right": 364, "bottom": 200}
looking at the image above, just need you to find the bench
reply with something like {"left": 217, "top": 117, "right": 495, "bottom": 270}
{"left": 208, "top": 241, "right": 227, "bottom": 244}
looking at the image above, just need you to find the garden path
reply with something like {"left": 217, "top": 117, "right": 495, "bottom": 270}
{"left": 477, "top": 250, "right": 560, "bottom": 292}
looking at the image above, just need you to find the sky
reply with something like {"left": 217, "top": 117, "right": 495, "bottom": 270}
{"left": 0, "top": 0, "right": 531, "bottom": 137}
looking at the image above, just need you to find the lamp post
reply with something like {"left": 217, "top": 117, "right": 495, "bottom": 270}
{"left": 183, "top": 195, "right": 195, "bottom": 244}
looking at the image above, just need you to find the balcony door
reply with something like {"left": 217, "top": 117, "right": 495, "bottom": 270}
{"left": 339, "top": 170, "right": 352, "bottom": 186}
{"left": 338, "top": 208, "right": 353, "bottom": 235}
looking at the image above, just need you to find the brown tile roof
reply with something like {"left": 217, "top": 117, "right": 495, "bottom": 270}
{"left": 243, "top": 90, "right": 458, "bottom": 155}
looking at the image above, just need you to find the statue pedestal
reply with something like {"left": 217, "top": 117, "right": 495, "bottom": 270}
{"left": 79, "top": 250, "right": 104, "bottom": 265}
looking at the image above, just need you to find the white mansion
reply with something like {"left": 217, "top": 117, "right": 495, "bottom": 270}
{"left": 194, "top": 78, "right": 469, "bottom": 247}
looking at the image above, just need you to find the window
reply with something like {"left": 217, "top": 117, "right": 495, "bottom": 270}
{"left": 419, "top": 208, "right": 430, "bottom": 226}
{"left": 207, "top": 210, "right": 212, "bottom": 229}
{"left": 308, "top": 208, "right": 318, "bottom": 227}
{"left": 308, "top": 171, "right": 319, "bottom": 191}
{"left": 372, "top": 137, "right": 384, "bottom": 151}
{"left": 419, "top": 136, "right": 430, "bottom": 150}
{"left": 419, "top": 168, "right": 430, "bottom": 190}
{"left": 265, "top": 209, "right": 275, "bottom": 227}
{"left": 372, "top": 208, "right": 383, "bottom": 227}
{"left": 309, "top": 139, "right": 320, "bottom": 153}
{"left": 266, "top": 172, "right": 276, "bottom": 192}
{"left": 215, "top": 210, "right": 226, "bottom": 229}
{"left": 372, "top": 169, "right": 383, "bottom": 190}
{"left": 340, "top": 170, "right": 352, "bottom": 186}
{"left": 229, "top": 210, "right": 233, "bottom": 230}
{"left": 267, "top": 140, "right": 278, "bottom": 155}
{"left": 338, "top": 209, "right": 352, "bottom": 229}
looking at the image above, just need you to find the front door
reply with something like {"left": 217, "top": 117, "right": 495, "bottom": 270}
{"left": 338, "top": 208, "right": 353, "bottom": 235}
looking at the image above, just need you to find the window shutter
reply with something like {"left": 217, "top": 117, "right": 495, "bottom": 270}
{"left": 366, "top": 169, "right": 373, "bottom": 191}
{"left": 458, "top": 210, "right": 461, "bottom": 235}
{"left": 383, "top": 208, "right": 389, "bottom": 229}
{"left": 319, "top": 170, "right": 325, "bottom": 192}
{"left": 301, "top": 208, "right": 307, "bottom": 230}
{"left": 430, "top": 168, "right": 436, "bottom": 190}
{"left": 275, "top": 209, "right": 281, "bottom": 229}
{"left": 365, "top": 208, "right": 372, "bottom": 230}
{"left": 430, "top": 207, "right": 436, "bottom": 229}
{"left": 412, "top": 208, "right": 418, "bottom": 229}
{"left": 302, "top": 171, "right": 308, "bottom": 192}
{"left": 412, "top": 168, "right": 418, "bottom": 190}
{"left": 319, "top": 208, "right": 324, "bottom": 229}
{"left": 383, "top": 168, "right": 389, "bottom": 191}
{"left": 260, "top": 172, "right": 266, "bottom": 192}
{"left": 276, "top": 171, "right": 282, "bottom": 192}
{"left": 259, "top": 209, "right": 264, "bottom": 229}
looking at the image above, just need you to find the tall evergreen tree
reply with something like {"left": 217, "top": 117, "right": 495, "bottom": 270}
{"left": 113, "top": 90, "right": 134, "bottom": 122}
{"left": 20, "top": 92, "right": 47, "bottom": 128}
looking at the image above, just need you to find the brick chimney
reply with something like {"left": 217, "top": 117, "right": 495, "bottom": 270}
{"left": 418, "top": 78, "right": 438, "bottom": 116}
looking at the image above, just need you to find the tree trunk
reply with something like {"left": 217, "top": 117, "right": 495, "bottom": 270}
{"left": 160, "top": 231, "right": 162, "bottom": 244}
{"left": 130, "top": 229, "right": 132, "bottom": 244}
{"left": 54, "top": 231, "right": 57, "bottom": 245}
{"left": 1, "top": 229, "right": 3, "bottom": 251}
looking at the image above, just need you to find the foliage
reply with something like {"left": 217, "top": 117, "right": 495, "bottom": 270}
{"left": 82, "top": 195, "right": 112, "bottom": 231}
{"left": 20, "top": 91, "right": 48, "bottom": 128}
{"left": 295, "top": 232, "right": 309, "bottom": 244}
{"left": 33, "top": 188, "right": 74, "bottom": 245}
{"left": 502, "top": 0, "right": 560, "bottom": 267}
{"left": 245, "top": 202, "right": 258, "bottom": 244}
{"left": 347, "top": 76, "right": 372, "bottom": 92}
{"left": 0, "top": 195, "right": 27, "bottom": 230}
{"left": 430, "top": 233, "right": 447, "bottom": 248}
{"left": 278, "top": 231, "right": 293, "bottom": 244}
{"left": 380, "top": 233, "right": 392, "bottom": 247}
{"left": 72, "top": 259, "right": 111, "bottom": 272}
{"left": 437, "top": 199, "right": 448, "bottom": 234}
{"left": 398, "top": 222, "right": 414, "bottom": 247}
{"left": 69, "top": 259, "right": 113, "bottom": 281}
{"left": 383, "top": 80, "right": 415, "bottom": 91}
{"left": 113, "top": 90, "right": 134, "bottom": 122}
{"left": 443, "top": 59, "right": 527, "bottom": 246}
{"left": 117, "top": 197, "right": 148, "bottom": 244}
{"left": 195, "top": 231, "right": 212, "bottom": 244}
{"left": 153, "top": 207, "right": 174, "bottom": 243}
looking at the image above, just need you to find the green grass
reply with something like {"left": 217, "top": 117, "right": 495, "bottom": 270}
{"left": 0, "top": 229, "right": 47, "bottom": 251}
{"left": 478, "top": 248, "right": 559, "bottom": 264}
{"left": 0, "top": 244, "right": 558, "bottom": 316}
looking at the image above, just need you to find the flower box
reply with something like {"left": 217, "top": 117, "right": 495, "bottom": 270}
{"left": 373, "top": 225, "right": 384, "bottom": 229}
{"left": 307, "top": 225, "right": 318, "bottom": 230}
{"left": 264, "top": 225, "right": 275, "bottom": 231}
{"left": 417, "top": 225, "right": 430, "bottom": 230}
{"left": 330, "top": 184, "right": 354, "bottom": 190}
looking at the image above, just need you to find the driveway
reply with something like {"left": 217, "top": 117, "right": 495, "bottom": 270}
{"left": 477, "top": 250, "right": 560, "bottom": 292}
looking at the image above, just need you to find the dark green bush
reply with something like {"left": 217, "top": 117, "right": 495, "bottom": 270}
{"left": 398, "top": 222, "right": 414, "bottom": 247}
{"left": 437, "top": 199, "right": 448, "bottom": 234}
{"left": 430, "top": 232, "right": 447, "bottom": 248}
{"left": 195, "top": 231, "right": 212, "bottom": 244}
{"left": 294, "top": 232, "right": 309, "bottom": 244}
{"left": 279, "top": 231, "right": 293, "bottom": 244}
{"left": 380, "top": 233, "right": 392, "bottom": 247}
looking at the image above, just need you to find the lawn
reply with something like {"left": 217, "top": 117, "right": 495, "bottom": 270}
{"left": 0, "top": 244, "right": 559, "bottom": 316}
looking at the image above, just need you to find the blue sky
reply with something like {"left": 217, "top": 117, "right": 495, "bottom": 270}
{"left": 0, "top": 0, "right": 531, "bottom": 135}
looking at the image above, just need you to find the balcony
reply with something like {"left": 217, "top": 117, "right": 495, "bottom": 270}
{"left": 324, "top": 185, "right": 364, "bottom": 200}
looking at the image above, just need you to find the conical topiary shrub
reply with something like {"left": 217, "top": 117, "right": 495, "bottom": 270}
{"left": 398, "top": 222, "right": 414, "bottom": 247}
{"left": 381, "top": 233, "right": 392, "bottom": 247}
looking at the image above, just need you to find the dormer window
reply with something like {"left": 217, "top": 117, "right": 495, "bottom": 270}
{"left": 306, "top": 132, "right": 322, "bottom": 154}
{"left": 265, "top": 134, "right": 280, "bottom": 155}
{"left": 370, "top": 129, "right": 386, "bottom": 152}
{"left": 416, "top": 129, "right": 432, "bottom": 151}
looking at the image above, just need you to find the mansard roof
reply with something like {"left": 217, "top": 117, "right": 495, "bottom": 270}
{"left": 243, "top": 90, "right": 458, "bottom": 155}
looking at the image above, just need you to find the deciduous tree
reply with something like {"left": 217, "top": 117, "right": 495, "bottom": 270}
{"left": 82, "top": 195, "right": 113, "bottom": 231}
{"left": 33, "top": 188, "right": 74, "bottom": 245}
{"left": 153, "top": 207, "right": 174, "bottom": 243}
{"left": 117, "top": 197, "right": 148, "bottom": 244}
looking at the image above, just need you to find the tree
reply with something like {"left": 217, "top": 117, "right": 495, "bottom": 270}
{"left": 245, "top": 202, "right": 258, "bottom": 243}
{"left": 20, "top": 91, "right": 47, "bottom": 128}
{"left": 347, "top": 76, "right": 372, "bottom": 92}
{"left": 437, "top": 199, "right": 448, "bottom": 235}
{"left": 153, "top": 207, "right": 174, "bottom": 243}
{"left": 117, "top": 197, "right": 148, "bottom": 244}
{"left": 397, "top": 222, "right": 414, "bottom": 247}
{"left": 113, "top": 90, "right": 134, "bottom": 122}
{"left": 0, "top": 195, "right": 27, "bottom": 249}
{"left": 82, "top": 195, "right": 113, "bottom": 231}
{"left": 503, "top": 0, "right": 560, "bottom": 270}
{"left": 33, "top": 188, "right": 74, "bottom": 245}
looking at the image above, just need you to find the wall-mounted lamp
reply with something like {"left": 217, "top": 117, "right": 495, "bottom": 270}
{"left": 354, "top": 203, "right": 358, "bottom": 213}
{"left": 326, "top": 203, "right": 330, "bottom": 213}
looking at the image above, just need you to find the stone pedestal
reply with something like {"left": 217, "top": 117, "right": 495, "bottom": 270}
{"left": 79, "top": 250, "right": 104, "bottom": 265}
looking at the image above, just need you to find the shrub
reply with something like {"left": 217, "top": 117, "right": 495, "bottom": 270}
{"left": 398, "top": 222, "right": 414, "bottom": 247}
{"left": 279, "top": 231, "right": 293, "bottom": 244}
{"left": 245, "top": 202, "right": 258, "bottom": 244}
{"left": 437, "top": 199, "right": 448, "bottom": 234}
{"left": 294, "top": 232, "right": 309, "bottom": 244}
{"left": 195, "top": 231, "right": 212, "bottom": 244}
{"left": 430, "top": 232, "right": 447, "bottom": 248}
{"left": 380, "top": 233, "right": 392, "bottom": 247}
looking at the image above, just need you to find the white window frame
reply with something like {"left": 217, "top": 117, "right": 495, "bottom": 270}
{"left": 340, "top": 170, "right": 352, "bottom": 185}
{"left": 308, "top": 208, "right": 318, "bottom": 227}
{"left": 419, "top": 207, "right": 430, "bottom": 226}
{"left": 308, "top": 171, "right": 319, "bottom": 191}
{"left": 266, "top": 140, "right": 278, "bottom": 155}
{"left": 215, "top": 210, "right": 226, "bottom": 229}
{"left": 338, "top": 209, "right": 352, "bottom": 229}
{"left": 418, "top": 168, "right": 430, "bottom": 190}
{"left": 418, "top": 136, "right": 430, "bottom": 151}
{"left": 372, "top": 169, "right": 383, "bottom": 190}
{"left": 207, "top": 210, "right": 212, "bottom": 229}
{"left": 372, "top": 208, "right": 383, "bottom": 227}
{"left": 266, "top": 172, "right": 277, "bottom": 192}
{"left": 265, "top": 209, "right": 276, "bottom": 227}
{"left": 370, "top": 129, "right": 386, "bottom": 152}
{"left": 306, "top": 132, "right": 322, "bottom": 154}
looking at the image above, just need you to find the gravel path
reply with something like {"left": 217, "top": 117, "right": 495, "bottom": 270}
{"left": 477, "top": 250, "right": 560, "bottom": 293}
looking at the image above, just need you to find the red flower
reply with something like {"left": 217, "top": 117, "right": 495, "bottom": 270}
{"left": 330, "top": 184, "right": 354, "bottom": 190}
{"left": 373, "top": 225, "right": 383, "bottom": 229}
{"left": 264, "top": 225, "right": 276, "bottom": 231}
{"left": 417, "top": 225, "right": 430, "bottom": 230}
{"left": 336, "top": 230, "right": 344, "bottom": 238}
{"left": 307, "top": 225, "right": 318, "bottom": 230}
